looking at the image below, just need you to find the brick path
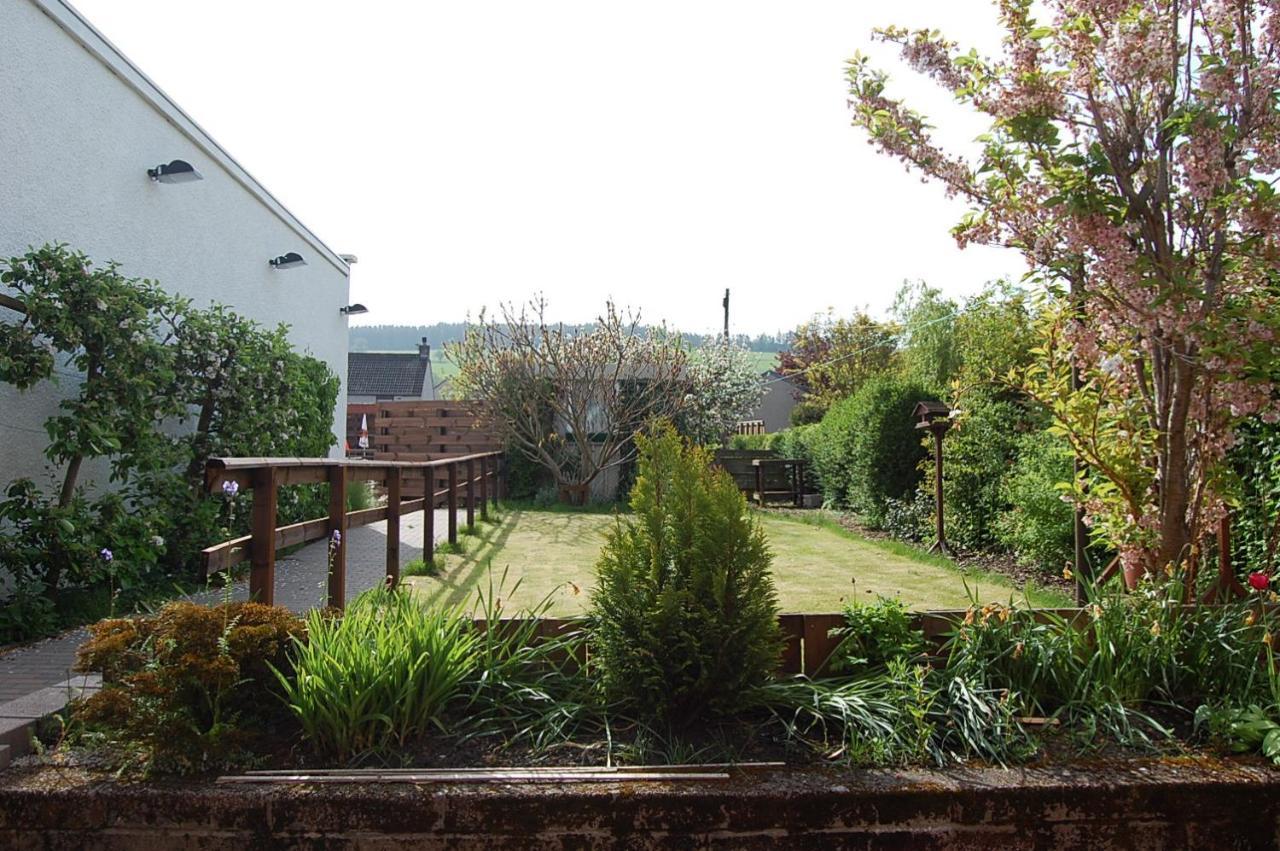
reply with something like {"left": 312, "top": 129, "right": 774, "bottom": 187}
{"left": 0, "top": 510, "right": 452, "bottom": 703}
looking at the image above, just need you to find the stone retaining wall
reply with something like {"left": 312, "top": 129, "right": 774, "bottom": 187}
{"left": 1, "top": 758, "right": 1277, "bottom": 849}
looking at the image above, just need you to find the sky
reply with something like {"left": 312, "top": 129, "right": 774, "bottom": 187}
{"left": 72, "top": 0, "right": 1030, "bottom": 337}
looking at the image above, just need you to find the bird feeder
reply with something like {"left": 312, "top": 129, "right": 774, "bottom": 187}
{"left": 913, "top": 401, "right": 953, "bottom": 555}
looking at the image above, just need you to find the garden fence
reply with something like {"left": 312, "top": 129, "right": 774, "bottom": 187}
{"left": 202, "top": 453, "right": 504, "bottom": 609}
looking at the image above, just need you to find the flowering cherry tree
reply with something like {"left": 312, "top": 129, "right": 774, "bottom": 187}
{"left": 847, "top": 0, "right": 1280, "bottom": 581}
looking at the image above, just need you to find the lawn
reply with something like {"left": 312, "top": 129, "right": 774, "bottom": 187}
{"left": 404, "top": 507, "right": 1069, "bottom": 615}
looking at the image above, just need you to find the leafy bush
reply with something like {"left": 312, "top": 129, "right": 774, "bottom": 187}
{"left": 809, "top": 375, "right": 931, "bottom": 525}
{"left": 996, "top": 429, "right": 1078, "bottom": 572}
{"left": 1228, "top": 417, "right": 1280, "bottom": 574}
{"left": 591, "top": 421, "right": 782, "bottom": 725}
{"left": 935, "top": 393, "right": 1027, "bottom": 552}
{"left": 275, "top": 587, "right": 477, "bottom": 761}
{"left": 0, "top": 244, "right": 340, "bottom": 642}
{"left": 882, "top": 492, "right": 933, "bottom": 543}
{"left": 831, "top": 596, "right": 924, "bottom": 674}
{"left": 0, "top": 482, "right": 167, "bottom": 642}
{"left": 72, "top": 601, "right": 304, "bottom": 774}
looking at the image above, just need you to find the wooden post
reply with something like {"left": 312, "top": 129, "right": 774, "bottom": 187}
{"left": 491, "top": 455, "right": 500, "bottom": 510}
{"left": 479, "top": 456, "right": 489, "bottom": 522}
{"left": 466, "top": 458, "right": 476, "bottom": 530}
{"left": 249, "top": 468, "right": 277, "bottom": 606}
{"left": 327, "top": 464, "right": 348, "bottom": 609}
{"left": 423, "top": 467, "right": 435, "bottom": 568}
{"left": 386, "top": 467, "right": 401, "bottom": 588}
{"left": 755, "top": 462, "right": 764, "bottom": 506}
{"left": 448, "top": 462, "right": 458, "bottom": 545}
{"left": 928, "top": 427, "right": 950, "bottom": 555}
{"left": 792, "top": 461, "right": 801, "bottom": 508}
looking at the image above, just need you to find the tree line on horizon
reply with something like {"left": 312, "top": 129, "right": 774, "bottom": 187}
{"left": 349, "top": 322, "right": 794, "bottom": 354}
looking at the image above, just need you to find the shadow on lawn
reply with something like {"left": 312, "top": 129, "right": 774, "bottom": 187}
{"left": 418, "top": 509, "right": 522, "bottom": 610}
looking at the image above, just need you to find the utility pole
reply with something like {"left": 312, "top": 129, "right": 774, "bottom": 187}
{"left": 722, "top": 288, "right": 730, "bottom": 341}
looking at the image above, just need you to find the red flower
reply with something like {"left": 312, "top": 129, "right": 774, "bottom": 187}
{"left": 1249, "top": 572, "right": 1270, "bottom": 591}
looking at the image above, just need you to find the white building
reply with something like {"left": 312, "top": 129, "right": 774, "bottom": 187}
{"left": 0, "top": 0, "right": 353, "bottom": 488}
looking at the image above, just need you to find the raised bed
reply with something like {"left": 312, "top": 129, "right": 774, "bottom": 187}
{"left": 1, "top": 757, "right": 1276, "bottom": 848}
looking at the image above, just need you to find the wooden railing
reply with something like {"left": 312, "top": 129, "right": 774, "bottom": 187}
{"left": 202, "top": 452, "right": 504, "bottom": 609}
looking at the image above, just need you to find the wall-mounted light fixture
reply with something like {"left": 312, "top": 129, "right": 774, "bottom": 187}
{"left": 147, "top": 159, "right": 203, "bottom": 184}
{"left": 268, "top": 252, "right": 307, "bottom": 270}
{"left": 338, "top": 254, "right": 359, "bottom": 265}
{"left": 339, "top": 303, "right": 368, "bottom": 316}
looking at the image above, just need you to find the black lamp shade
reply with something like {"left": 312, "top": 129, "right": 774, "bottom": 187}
{"left": 148, "top": 159, "right": 202, "bottom": 183}
{"left": 269, "top": 252, "right": 307, "bottom": 270}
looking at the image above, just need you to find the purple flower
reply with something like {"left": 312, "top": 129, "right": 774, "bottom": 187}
{"left": 331, "top": 530, "right": 342, "bottom": 545}
{"left": 100, "top": 548, "right": 113, "bottom": 562}
{"left": 222, "top": 480, "right": 240, "bottom": 497}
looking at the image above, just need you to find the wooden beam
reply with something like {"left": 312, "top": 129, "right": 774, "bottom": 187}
{"left": 250, "top": 467, "right": 278, "bottom": 605}
{"left": 466, "top": 458, "right": 476, "bottom": 530}
{"left": 386, "top": 467, "right": 401, "bottom": 588}
{"left": 447, "top": 463, "right": 458, "bottom": 545}
{"left": 327, "top": 465, "right": 348, "bottom": 609}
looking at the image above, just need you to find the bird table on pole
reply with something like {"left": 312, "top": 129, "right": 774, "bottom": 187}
{"left": 913, "top": 401, "right": 953, "bottom": 557}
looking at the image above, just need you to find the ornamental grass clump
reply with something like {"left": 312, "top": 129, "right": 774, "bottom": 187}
{"left": 275, "top": 586, "right": 478, "bottom": 762}
{"left": 73, "top": 600, "right": 304, "bottom": 774}
{"left": 590, "top": 421, "right": 782, "bottom": 726}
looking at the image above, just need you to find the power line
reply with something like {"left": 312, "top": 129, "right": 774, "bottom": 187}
{"left": 0, "top": 419, "right": 48, "bottom": 436}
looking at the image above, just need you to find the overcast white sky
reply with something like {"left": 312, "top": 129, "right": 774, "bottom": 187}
{"left": 72, "top": 0, "right": 1030, "bottom": 336}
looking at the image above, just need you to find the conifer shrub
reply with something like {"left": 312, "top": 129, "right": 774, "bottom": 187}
{"left": 590, "top": 421, "right": 782, "bottom": 725}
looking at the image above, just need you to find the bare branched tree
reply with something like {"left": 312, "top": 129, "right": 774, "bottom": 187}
{"left": 450, "top": 298, "right": 689, "bottom": 497}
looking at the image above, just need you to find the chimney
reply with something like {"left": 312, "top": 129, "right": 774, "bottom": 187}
{"left": 418, "top": 337, "right": 430, "bottom": 361}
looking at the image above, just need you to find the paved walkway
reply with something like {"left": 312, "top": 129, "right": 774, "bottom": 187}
{"left": 0, "top": 510, "right": 452, "bottom": 703}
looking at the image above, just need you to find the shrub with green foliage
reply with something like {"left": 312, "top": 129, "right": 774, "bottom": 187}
{"left": 996, "top": 429, "right": 1079, "bottom": 573}
{"left": 591, "top": 421, "right": 782, "bottom": 725}
{"left": 72, "top": 601, "right": 304, "bottom": 774}
{"left": 1228, "top": 418, "right": 1280, "bottom": 575}
{"left": 0, "top": 244, "right": 339, "bottom": 642}
{"left": 809, "top": 375, "right": 931, "bottom": 525}
{"left": 831, "top": 596, "right": 923, "bottom": 674}
{"left": 935, "top": 393, "right": 1028, "bottom": 552}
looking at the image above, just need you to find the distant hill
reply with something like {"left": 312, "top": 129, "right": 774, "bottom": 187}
{"left": 349, "top": 323, "right": 792, "bottom": 356}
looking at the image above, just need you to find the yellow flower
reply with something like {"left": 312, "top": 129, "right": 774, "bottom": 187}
{"left": 1013, "top": 642, "right": 1024, "bottom": 660}
{"left": 1092, "top": 604, "right": 1104, "bottom": 619}
{"left": 963, "top": 609, "right": 975, "bottom": 626}
{"left": 1149, "top": 622, "right": 1161, "bottom": 637}
{"left": 1265, "top": 632, "right": 1274, "bottom": 648}
{"left": 998, "top": 607, "right": 1011, "bottom": 623}
{"left": 1245, "top": 611, "right": 1258, "bottom": 627}
{"left": 1063, "top": 565, "right": 1074, "bottom": 580}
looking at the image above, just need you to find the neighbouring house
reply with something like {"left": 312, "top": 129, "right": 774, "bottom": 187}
{"left": 747, "top": 371, "right": 801, "bottom": 433}
{"left": 0, "top": 0, "right": 354, "bottom": 488}
{"left": 347, "top": 340, "right": 437, "bottom": 403}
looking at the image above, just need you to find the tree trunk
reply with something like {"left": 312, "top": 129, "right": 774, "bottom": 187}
{"left": 1152, "top": 360, "right": 1195, "bottom": 581}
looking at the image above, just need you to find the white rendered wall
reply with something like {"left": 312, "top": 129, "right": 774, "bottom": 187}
{"left": 0, "top": 0, "right": 351, "bottom": 491}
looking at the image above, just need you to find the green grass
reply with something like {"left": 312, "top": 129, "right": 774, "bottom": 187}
{"left": 403, "top": 506, "right": 1070, "bottom": 616}
{"left": 742, "top": 350, "right": 780, "bottom": 374}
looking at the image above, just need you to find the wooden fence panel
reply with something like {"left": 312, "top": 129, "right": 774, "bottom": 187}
{"left": 346, "top": 400, "right": 501, "bottom": 501}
